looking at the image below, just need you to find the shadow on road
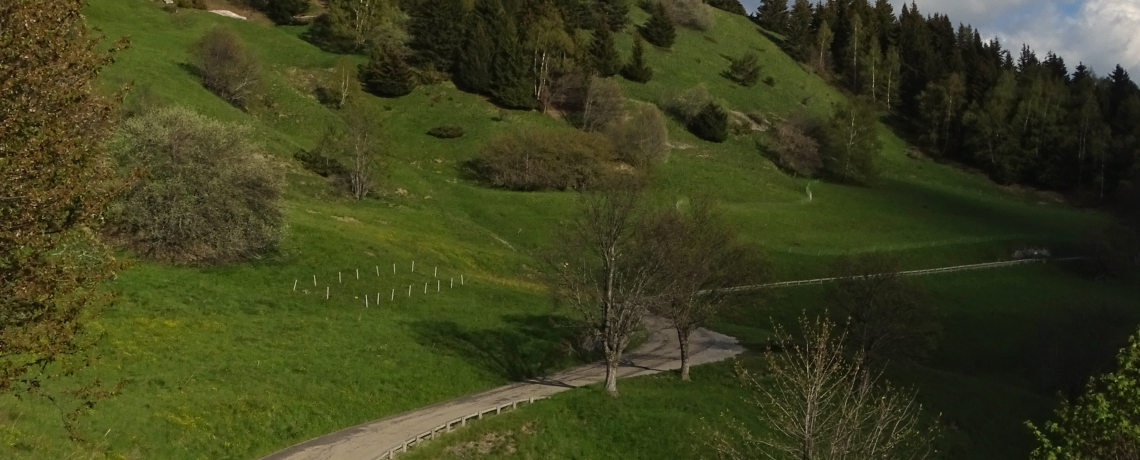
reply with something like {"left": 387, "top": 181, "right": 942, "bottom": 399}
{"left": 408, "top": 314, "right": 592, "bottom": 382}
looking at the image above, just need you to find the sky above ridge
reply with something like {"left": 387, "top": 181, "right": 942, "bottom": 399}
{"left": 736, "top": 0, "right": 1140, "bottom": 78}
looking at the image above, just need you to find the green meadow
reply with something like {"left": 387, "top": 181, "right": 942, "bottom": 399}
{"left": 1, "top": 2, "right": 1134, "bottom": 459}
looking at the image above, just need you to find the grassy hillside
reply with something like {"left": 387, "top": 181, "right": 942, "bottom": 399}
{"left": 1, "top": 2, "right": 1135, "bottom": 459}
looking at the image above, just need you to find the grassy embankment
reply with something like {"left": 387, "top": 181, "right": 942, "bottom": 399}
{"left": 1, "top": 2, "right": 1135, "bottom": 460}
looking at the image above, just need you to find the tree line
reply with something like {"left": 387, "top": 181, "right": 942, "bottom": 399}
{"left": 756, "top": 0, "right": 1140, "bottom": 202}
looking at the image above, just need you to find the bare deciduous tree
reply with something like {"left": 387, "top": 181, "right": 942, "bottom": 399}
{"left": 549, "top": 181, "right": 667, "bottom": 396}
{"left": 316, "top": 101, "right": 385, "bottom": 199}
{"left": 191, "top": 27, "right": 260, "bottom": 109}
{"left": 581, "top": 77, "right": 624, "bottom": 132}
{"left": 606, "top": 104, "right": 670, "bottom": 170}
{"left": 710, "top": 315, "right": 938, "bottom": 460}
{"left": 827, "top": 253, "right": 941, "bottom": 363}
{"left": 644, "top": 197, "right": 768, "bottom": 380}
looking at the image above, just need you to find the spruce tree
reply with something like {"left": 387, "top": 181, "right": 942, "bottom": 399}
{"left": 595, "top": 0, "right": 630, "bottom": 32}
{"left": 622, "top": 36, "right": 654, "bottom": 83}
{"left": 360, "top": 44, "right": 416, "bottom": 98}
{"left": 456, "top": 5, "right": 496, "bottom": 94}
{"left": 491, "top": 29, "right": 535, "bottom": 109}
{"left": 706, "top": 0, "right": 747, "bottom": 16}
{"left": 757, "top": 0, "right": 788, "bottom": 34}
{"left": 406, "top": 0, "right": 465, "bottom": 72}
{"left": 639, "top": 2, "right": 676, "bottom": 49}
{"left": 688, "top": 102, "right": 729, "bottom": 143}
{"left": 589, "top": 24, "right": 622, "bottom": 77}
{"left": 785, "top": 0, "right": 815, "bottom": 61}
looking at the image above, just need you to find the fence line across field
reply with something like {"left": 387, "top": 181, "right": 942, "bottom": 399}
{"left": 376, "top": 396, "right": 548, "bottom": 459}
{"left": 718, "top": 257, "right": 1082, "bottom": 294}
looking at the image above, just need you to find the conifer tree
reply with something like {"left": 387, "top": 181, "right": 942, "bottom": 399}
{"left": 688, "top": 102, "right": 729, "bottom": 143}
{"left": 490, "top": 9, "right": 534, "bottom": 109}
{"left": 639, "top": 2, "right": 676, "bottom": 49}
{"left": 596, "top": 0, "right": 630, "bottom": 32}
{"left": 756, "top": 0, "right": 788, "bottom": 33}
{"left": 406, "top": 0, "right": 465, "bottom": 72}
{"left": 785, "top": 0, "right": 815, "bottom": 61}
{"left": 589, "top": 24, "right": 622, "bottom": 77}
{"left": 622, "top": 36, "right": 654, "bottom": 83}
{"left": 456, "top": 5, "right": 496, "bottom": 94}
{"left": 359, "top": 44, "right": 416, "bottom": 98}
{"left": 706, "top": 0, "right": 746, "bottom": 16}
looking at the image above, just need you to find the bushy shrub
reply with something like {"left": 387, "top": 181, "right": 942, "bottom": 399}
{"left": 294, "top": 148, "right": 348, "bottom": 177}
{"left": 467, "top": 129, "right": 616, "bottom": 191}
{"left": 427, "top": 125, "right": 465, "bottom": 139}
{"left": 360, "top": 44, "right": 416, "bottom": 98}
{"left": 606, "top": 104, "right": 670, "bottom": 169}
{"left": 660, "top": 0, "right": 713, "bottom": 31}
{"left": 107, "top": 107, "right": 283, "bottom": 265}
{"left": 639, "top": 3, "right": 676, "bottom": 48}
{"left": 725, "top": 52, "right": 761, "bottom": 87}
{"left": 763, "top": 75, "right": 776, "bottom": 86}
{"left": 687, "top": 102, "right": 729, "bottom": 143}
{"left": 660, "top": 84, "right": 712, "bottom": 121}
{"left": 764, "top": 119, "right": 823, "bottom": 177}
{"left": 190, "top": 27, "right": 261, "bottom": 109}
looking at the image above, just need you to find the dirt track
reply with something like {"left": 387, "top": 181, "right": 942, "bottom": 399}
{"left": 259, "top": 317, "right": 745, "bottom": 460}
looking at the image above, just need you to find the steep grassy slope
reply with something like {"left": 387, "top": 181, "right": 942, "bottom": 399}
{"left": 0, "top": 2, "right": 1133, "bottom": 460}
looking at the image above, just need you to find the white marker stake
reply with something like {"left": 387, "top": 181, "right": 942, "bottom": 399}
{"left": 365, "top": 296, "right": 369, "bottom": 308}
{"left": 356, "top": 269, "right": 359, "bottom": 280}
{"left": 461, "top": 275, "right": 465, "bottom": 285}
{"left": 434, "top": 267, "right": 437, "bottom": 277}
{"left": 411, "top": 261, "right": 415, "bottom": 272}
{"left": 326, "top": 286, "right": 329, "bottom": 299}
{"left": 393, "top": 263, "right": 396, "bottom": 274}
{"left": 313, "top": 275, "right": 317, "bottom": 286}
{"left": 339, "top": 272, "right": 342, "bottom": 283}
{"left": 451, "top": 278, "right": 454, "bottom": 288}
{"left": 408, "top": 285, "right": 412, "bottom": 297}
{"left": 437, "top": 280, "right": 440, "bottom": 292}
{"left": 424, "top": 283, "right": 428, "bottom": 294}
{"left": 376, "top": 266, "right": 379, "bottom": 277}
{"left": 391, "top": 289, "right": 395, "bottom": 301}
{"left": 293, "top": 280, "right": 298, "bottom": 291}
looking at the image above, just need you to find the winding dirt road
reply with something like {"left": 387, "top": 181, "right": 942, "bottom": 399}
{"left": 259, "top": 318, "right": 745, "bottom": 460}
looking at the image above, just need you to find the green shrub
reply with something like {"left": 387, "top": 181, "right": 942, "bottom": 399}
{"left": 606, "top": 104, "right": 669, "bottom": 169}
{"left": 763, "top": 75, "right": 776, "bottom": 86}
{"left": 725, "top": 52, "right": 761, "bottom": 87}
{"left": 660, "top": 84, "right": 712, "bottom": 121}
{"left": 687, "top": 102, "right": 729, "bottom": 143}
{"left": 107, "top": 107, "right": 284, "bottom": 265}
{"left": 190, "top": 27, "right": 261, "bottom": 109}
{"left": 466, "top": 129, "right": 616, "bottom": 191}
{"left": 427, "top": 125, "right": 465, "bottom": 139}
{"left": 639, "top": 3, "right": 676, "bottom": 48}
{"left": 660, "top": 0, "right": 713, "bottom": 31}
{"left": 622, "top": 37, "right": 654, "bottom": 83}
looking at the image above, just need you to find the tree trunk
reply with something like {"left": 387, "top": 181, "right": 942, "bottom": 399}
{"left": 604, "top": 356, "right": 620, "bottom": 396}
{"left": 678, "top": 328, "right": 691, "bottom": 381}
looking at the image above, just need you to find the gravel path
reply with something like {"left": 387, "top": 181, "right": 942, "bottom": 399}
{"left": 259, "top": 317, "right": 745, "bottom": 460}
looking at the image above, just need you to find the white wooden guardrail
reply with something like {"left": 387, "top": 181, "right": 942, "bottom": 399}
{"left": 375, "top": 396, "right": 548, "bottom": 459}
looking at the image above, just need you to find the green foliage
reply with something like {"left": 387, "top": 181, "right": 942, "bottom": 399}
{"left": 659, "top": 0, "right": 713, "bottom": 31}
{"left": 638, "top": 2, "right": 676, "bottom": 48}
{"left": 756, "top": 0, "right": 788, "bottom": 33}
{"left": 310, "top": 0, "right": 404, "bottom": 52}
{"left": 406, "top": 0, "right": 465, "bottom": 72}
{"left": 0, "top": 0, "right": 122, "bottom": 424}
{"left": 687, "top": 102, "right": 729, "bottom": 143}
{"left": 1028, "top": 327, "right": 1140, "bottom": 460}
{"left": 588, "top": 25, "right": 622, "bottom": 77}
{"left": 595, "top": 0, "right": 630, "bottom": 32}
{"left": 359, "top": 44, "right": 416, "bottom": 98}
{"left": 466, "top": 128, "right": 616, "bottom": 191}
{"left": 427, "top": 125, "right": 466, "bottom": 139}
{"left": 725, "top": 51, "right": 761, "bottom": 87}
{"left": 190, "top": 27, "right": 261, "bottom": 109}
{"left": 490, "top": 20, "right": 535, "bottom": 109}
{"left": 262, "top": 0, "right": 310, "bottom": 24}
{"left": 605, "top": 104, "right": 669, "bottom": 169}
{"left": 783, "top": 0, "right": 813, "bottom": 60}
{"left": 621, "top": 36, "right": 653, "bottom": 83}
{"left": 824, "top": 100, "right": 881, "bottom": 184}
{"left": 107, "top": 107, "right": 284, "bottom": 265}
{"left": 456, "top": 14, "right": 495, "bottom": 94}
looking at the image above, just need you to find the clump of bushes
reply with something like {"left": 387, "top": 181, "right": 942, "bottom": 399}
{"left": 639, "top": 2, "right": 677, "bottom": 48}
{"left": 659, "top": 0, "right": 714, "bottom": 31}
{"left": 606, "top": 104, "right": 670, "bottom": 169}
{"left": 466, "top": 129, "right": 616, "bottom": 191}
{"left": 427, "top": 125, "right": 465, "bottom": 139}
{"left": 107, "top": 107, "right": 283, "bottom": 265}
{"left": 725, "top": 52, "right": 761, "bottom": 87}
{"left": 190, "top": 27, "right": 261, "bottom": 110}
{"left": 763, "top": 118, "right": 824, "bottom": 177}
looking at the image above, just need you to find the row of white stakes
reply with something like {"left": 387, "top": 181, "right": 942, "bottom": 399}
{"left": 290, "top": 262, "right": 466, "bottom": 303}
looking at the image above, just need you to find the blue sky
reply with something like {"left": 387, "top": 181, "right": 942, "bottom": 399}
{"left": 735, "top": 0, "right": 1139, "bottom": 77}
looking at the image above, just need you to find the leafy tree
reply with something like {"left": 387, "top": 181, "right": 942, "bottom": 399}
{"left": 526, "top": 3, "right": 576, "bottom": 110}
{"left": 190, "top": 27, "right": 261, "bottom": 109}
{"left": 756, "top": 0, "right": 788, "bottom": 33}
{"left": 107, "top": 107, "right": 284, "bottom": 264}
{"left": 621, "top": 36, "right": 654, "bottom": 83}
{"left": 406, "top": 0, "right": 465, "bottom": 72}
{"left": 826, "top": 253, "right": 941, "bottom": 363}
{"left": 711, "top": 315, "right": 939, "bottom": 460}
{"left": 962, "top": 69, "right": 1020, "bottom": 184}
{"left": 579, "top": 76, "right": 624, "bottom": 132}
{"left": 916, "top": 72, "right": 966, "bottom": 157}
{"left": 588, "top": 24, "right": 622, "bottom": 77}
{"left": 1028, "top": 326, "right": 1140, "bottom": 460}
{"left": 811, "top": 19, "right": 834, "bottom": 73}
{"left": 315, "top": 0, "right": 404, "bottom": 52}
{"left": 824, "top": 99, "right": 881, "bottom": 184}
{"left": 882, "top": 45, "right": 901, "bottom": 109}
{"left": 639, "top": 2, "right": 676, "bottom": 49}
{"left": 359, "top": 44, "right": 416, "bottom": 98}
{"left": 725, "top": 51, "right": 762, "bottom": 87}
{"left": 595, "top": 0, "right": 630, "bottom": 32}
{"left": 688, "top": 102, "right": 729, "bottom": 143}
{"left": 1, "top": 0, "right": 125, "bottom": 427}
{"left": 313, "top": 101, "right": 387, "bottom": 199}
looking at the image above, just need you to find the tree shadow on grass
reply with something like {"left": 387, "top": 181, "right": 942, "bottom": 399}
{"left": 408, "top": 314, "right": 593, "bottom": 382}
